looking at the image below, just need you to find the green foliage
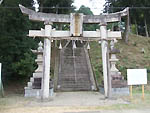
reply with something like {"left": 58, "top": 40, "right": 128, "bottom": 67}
{"left": 77, "top": 5, "right": 99, "bottom": 31}
{"left": 0, "top": 0, "right": 75, "bottom": 82}
{"left": 0, "top": 0, "right": 37, "bottom": 81}
{"left": 131, "top": 24, "right": 137, "bottom": 34}
{"left": 104, "top": 0, "right": 150, "bottom": 36}
{"left": 37, "top": 0, "right": 74, "bottom": 13}
{"left": 77, "top": 5, "right": 93, "bottom": 15}
{"left": 12, "top": 52, "right": 36, "bottom": 77}
{"left": 89, "top": 42, "right": 103, "bottom": 86}
{"left": 89, "top": 34, "right": 150, "bottom": 85}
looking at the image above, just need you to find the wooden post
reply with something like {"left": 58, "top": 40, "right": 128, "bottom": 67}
{"left": 100, "top": 22, "right": 109, "bottom": 98}
{"left": 142, "top": 85, "right": 144, "bottom": 100}
{"left": 130, "top": 85, "right": 132, "bottom": 99}
{"left": 41, "top": 21, "right": 52, "bottom": 99}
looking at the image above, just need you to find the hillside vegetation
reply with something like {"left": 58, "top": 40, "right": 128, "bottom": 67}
{"left": 89, "top": 34, "right": 150, "bottom": 85}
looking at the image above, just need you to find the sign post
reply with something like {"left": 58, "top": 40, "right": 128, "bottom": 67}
{"left": 142, "top": 84, "right": 144, "bottom": 100}
{"left": 129, "top": 85, "right": 133, "bottom": 99}
{"left": 127, "top": 69, "right": 147, "bottom": 100}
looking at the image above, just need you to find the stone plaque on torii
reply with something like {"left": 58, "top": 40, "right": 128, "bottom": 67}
{"left": 19, "top": 4, "right": 129, "bottom": 99}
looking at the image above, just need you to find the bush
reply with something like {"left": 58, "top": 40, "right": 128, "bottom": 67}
{"left": 12, "top": 52, "right": 36, "bottom": 77}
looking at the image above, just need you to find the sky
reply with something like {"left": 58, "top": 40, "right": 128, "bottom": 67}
{"left": 73, "top": 0, "right": 106, "bottom": 15}
{"left": 33, "top": 0, "right": 106, "bottom": 15}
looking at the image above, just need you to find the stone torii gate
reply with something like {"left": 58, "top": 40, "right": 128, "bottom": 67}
{"left": 19, "top": 4, "right": 129, "bottom": 99}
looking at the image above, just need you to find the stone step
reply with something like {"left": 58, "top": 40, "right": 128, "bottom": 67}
{"left": 59, "top": 78, "right": 90, "bottom": 82}
{"left": 58, "top": 79, "right": 90, "bottom": 82}
{"left": 57, "top": 42, "right": 93, "bottom": 91}
{"left": 60, "top": 84, "right": 91, "bottom": 88}
{"left": 60, "top": 67, "right": 88, "bottom": 71}
{"left": 58, "top": 74, "right": 90, "bottom": 77}
{"left": 58, "top": 87, "right": 91, "bottom": 91}
{"left": 59, "top": 80, "right": 91, "bottom": 84}
{"left": 60, "top": 86, "right": 91, "bottom": 90}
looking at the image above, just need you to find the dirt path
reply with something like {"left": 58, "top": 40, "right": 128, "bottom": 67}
{"left": 28, "top": 92, "right": 129, "bottom": 106}
{"left": 0, "top": 92, "right": 150, "bottom": 113}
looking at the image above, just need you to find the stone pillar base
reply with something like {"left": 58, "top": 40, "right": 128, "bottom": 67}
{"left": 111, "top": 71, "right": 127, "bottom": 88}
{"left": 24, "top": 72, "right": 54, "bottom": 97}
{"left": 24, "top": 72, "right": 42, "bottom": 97}
{"left": 99, "top": 87, "right": 129, "bottom": 95}
{"left": 25, "top": 88, "right": 54, "bottom": 97}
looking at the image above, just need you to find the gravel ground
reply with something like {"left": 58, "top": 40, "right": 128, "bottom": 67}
{"left": 0, "top": 91, "right": 149, "bottom": 113}
{"left": 28, "top": 92, "right": 129, "bottom": 106}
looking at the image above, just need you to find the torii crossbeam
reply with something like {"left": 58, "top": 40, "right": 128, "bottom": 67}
{"left": 19, "top": 4, "right": 129, "bottom": 99}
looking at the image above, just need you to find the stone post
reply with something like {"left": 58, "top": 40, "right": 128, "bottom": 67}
{"left": 42, "top": 21, "right": 52, "bottom": 99}
{"left": 100, "top": 22, "right": 110, "bottom": 98}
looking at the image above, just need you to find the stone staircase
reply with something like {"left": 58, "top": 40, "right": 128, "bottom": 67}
{"left": 56, "top": 42, "right": 97, "bottom": 91}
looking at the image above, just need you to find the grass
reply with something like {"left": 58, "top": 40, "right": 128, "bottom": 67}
{"left": 89, "top": 34, "right": 150, "bottom": 85}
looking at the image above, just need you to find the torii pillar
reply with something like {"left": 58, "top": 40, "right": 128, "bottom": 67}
{"left": 100, "top": 22, "right": 111, "bottom": 98}
{"left": 42, "top": 21, "right": 52, "bottom": 99}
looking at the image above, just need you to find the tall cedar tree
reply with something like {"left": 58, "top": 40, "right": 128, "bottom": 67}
{"left": 0, "top": 0, "right": 37, "bottom": 81}
{"left": 104, "top": 0, "right": 150, "bottom": 36}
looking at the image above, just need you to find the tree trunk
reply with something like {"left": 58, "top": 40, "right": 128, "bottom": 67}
{"left": 39, "top": 0, "right": 45, "bottom": 12}
{"left": 124, "top": 8, "right": 130, "bottom": 44}
{"left": 135, "top": 20, "right": 138, "bottom": 35}
{"left": 144, "top": 19, "right": 149, "bottom": 37}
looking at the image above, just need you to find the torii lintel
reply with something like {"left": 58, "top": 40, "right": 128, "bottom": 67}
{"left": 19, "top": 4, "right": 129, "bottom": 24}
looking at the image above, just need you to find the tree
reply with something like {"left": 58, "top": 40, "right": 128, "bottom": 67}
{"left": 0, "top": 0, "right": 76, "bottom": 82}
{"left": 104, "top": 0, "right": 150, "bottom": 37}
{"left": 37, "top": 0, "right": 74, "bottom": 13}
{"left": 0, "top": 0, "right": 37, "bottom": 81}
{"left": 77, "top": 5, "right": 93, "bottom": 15}
{"left": 77, "top": 5, "right": 99, "bottom": 31}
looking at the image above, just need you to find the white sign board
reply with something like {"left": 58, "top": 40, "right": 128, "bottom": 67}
{"left": 127, "top": 69, "right": 147, "bottom": 85}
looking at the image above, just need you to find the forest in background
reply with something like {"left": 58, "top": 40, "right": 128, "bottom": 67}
{"left": 104, "top": 0, "right": 150, "bottom": 37}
